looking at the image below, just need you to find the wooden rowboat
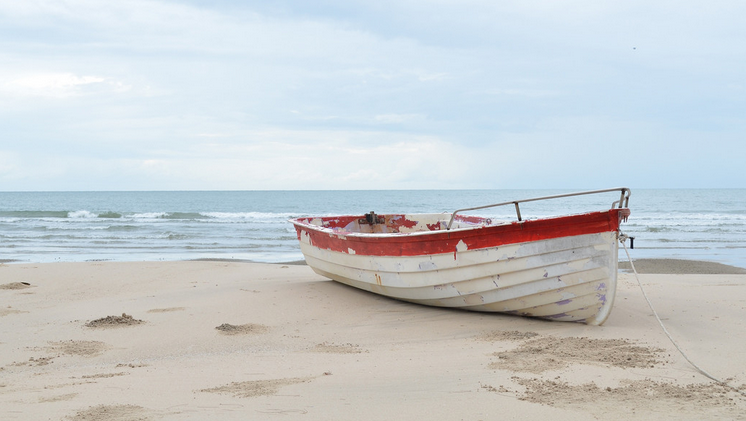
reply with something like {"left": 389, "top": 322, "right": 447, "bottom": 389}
{"left": 290, "top": 188, "right": 631, "bottom": 325}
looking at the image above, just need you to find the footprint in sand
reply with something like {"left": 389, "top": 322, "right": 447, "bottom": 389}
{"left": 200, "top": 377, "right": 314, "bottom": 398}
{"left": 487, "top": 335, "right": 665, "bottom": 374}
{"left": 311, "top": 342, "right": 367, "bottom": 354}
{"left": 68, "top": 404, "right": 151, "bottom": 421}
{"left": 215, "top": 323, "right": 269, "bottom": 335}
{"left": 0, "top": 307, "right": 27, "bottom": 317}
{"left": 514, "top": 378, "right": 742, "bottom": 418}
{"left": 38, "top": 393, "right": 78, "bottom": 403}
{"left": 7, "top": 341, "right": 109, "bottom": 368}
{"left": 477, "top": 330, "right": 539, "bottom": 341}
{"left": 47, "top": 340, "right": 109, "bottom": 357}
{"left": 9, "top": 356, "right": 56, "bottom": 367}
{"left": 146, "top": 307, "right": 185, "bottom": 313}
{"left": 0, "top": 282, "right": 32, "bottom": 290}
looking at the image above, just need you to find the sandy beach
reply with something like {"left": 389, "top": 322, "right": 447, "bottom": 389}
{"left": 1, "top": 260, "right": 745, "bottom": 420}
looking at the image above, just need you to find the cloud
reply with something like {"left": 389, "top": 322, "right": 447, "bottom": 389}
{"left": 374, "top": 114, "right": 425, "bottom": 124}
{"left": 416, "top": 72, "right": 448, "bottom": 82}
{"left": 3, "top": 73, "right": 112, "bottom": 98}
{"left": 1, "top": 127, "right": 489, "bottom": 190}
{"left": 170, "top": 135, "right": 481, "bottom": 190}
{"left": 485, "top": 88, "right": 560, "bottom": 98}
{"left": 0, "top": 151, "right": 18, "bottom": 177}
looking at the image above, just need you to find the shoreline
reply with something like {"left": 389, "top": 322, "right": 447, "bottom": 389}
{"left": 4, "top": 256, "right": 746, "bottom": 274}
{"left": 618, "top": 258, "right": 746, "bottom": 274}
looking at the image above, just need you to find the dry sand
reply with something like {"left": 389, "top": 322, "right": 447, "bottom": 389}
{"left": 1, "top": 260, "right": 745, "bottom": 420}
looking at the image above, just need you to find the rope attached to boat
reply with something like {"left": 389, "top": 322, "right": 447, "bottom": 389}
{"left": 619, "top": 235, "right": 746, "bottom": 397}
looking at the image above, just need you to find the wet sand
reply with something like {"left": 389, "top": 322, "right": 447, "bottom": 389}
{"left": 1, "top": 260, "right": 745, "bottom": 420}
{"left": 620, "top": 258, "right": 746, "bottom": 274}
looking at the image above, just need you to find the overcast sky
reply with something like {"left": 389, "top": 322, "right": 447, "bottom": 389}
{"left": 0, "top": 0, "right": 744, "bottom": 191}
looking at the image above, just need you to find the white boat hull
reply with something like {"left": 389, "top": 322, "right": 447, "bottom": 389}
{"left": 298, "top": 229, "right": 619, "bottom": 325}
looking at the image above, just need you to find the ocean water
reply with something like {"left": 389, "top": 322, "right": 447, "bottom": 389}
{"left": 1, "top": 189, "right": 744, "bottom": 268}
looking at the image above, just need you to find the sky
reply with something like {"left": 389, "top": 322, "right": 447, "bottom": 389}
{"left": 0, "top": 0, "right": 744, "bottom": 191}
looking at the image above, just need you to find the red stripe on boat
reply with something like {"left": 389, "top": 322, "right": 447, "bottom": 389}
{"left": 292, "top": 209, "right": 628, "bottom": 257}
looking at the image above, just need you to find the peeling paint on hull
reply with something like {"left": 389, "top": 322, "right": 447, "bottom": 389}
{"left": 290, "top": 209, "right": 629, "bottom": 325}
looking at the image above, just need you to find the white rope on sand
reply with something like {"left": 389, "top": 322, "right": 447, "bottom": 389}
{"left": 619, "top": 236, "right": 745, "bottom": 397}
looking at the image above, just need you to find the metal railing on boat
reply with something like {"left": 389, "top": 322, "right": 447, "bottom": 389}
{"left": 446, "top": 187, "right": 631, "bottom": 230}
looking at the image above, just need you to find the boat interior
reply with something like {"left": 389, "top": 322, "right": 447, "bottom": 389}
{"left": 296, "top": 212, "right": 507, "bottom": 234}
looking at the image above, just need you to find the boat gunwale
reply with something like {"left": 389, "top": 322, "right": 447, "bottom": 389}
{"left": 289, "top": 209, "right": 628, "bottom": 240}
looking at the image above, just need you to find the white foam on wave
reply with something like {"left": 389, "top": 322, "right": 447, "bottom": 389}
{"left": 202, "top": 212, "right": 297, "bottom": 220}
{"left": 131, "top": 212, "right": 168, "bottom": 219}
{"left": 67, "top": 210, "right": 97, "bottom": 218}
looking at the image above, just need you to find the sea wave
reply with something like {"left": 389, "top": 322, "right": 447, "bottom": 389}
{"left": 161, "top": 212, "right": 209, "bottom": 220}
{"left": 68, "top": 210, "right": 98, "bottom": 218}
{"left": 0, "top": 211, "right": 70, "bottom": 218}
{"left": 202, "top": 211, "right": 298, "bottom": 219}
{"left": 2, "top": 189, "right": 745, "bottom": 267}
